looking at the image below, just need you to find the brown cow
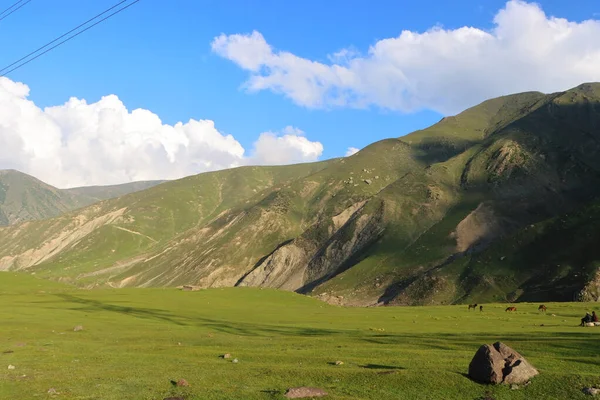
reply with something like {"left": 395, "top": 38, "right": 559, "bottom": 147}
{"left": 538, "top": 305, "right": 547, "bottom": 312}
{"left": 468, "top": 303, "right": 478, "bottom": 311}
{"left": 505, "top": 306, "right": 517, "bottom": 312}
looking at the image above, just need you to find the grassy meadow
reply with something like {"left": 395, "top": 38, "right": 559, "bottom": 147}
{"left": 1, "top": 272, "right": 599, "bottom": 400}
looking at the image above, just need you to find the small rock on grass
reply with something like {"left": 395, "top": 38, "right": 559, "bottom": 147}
{"left": 334, "top": 361, "right": 344, "bottom": 365}
{"left": 47, "top": 388, "right": 59, "bottom": 395}
{"left": 7, "top": 365, "right": 15, "bottom": 370}
{"left": 232, "top": 358, "right": 239, "bottom": 363}
{"left": 73, "top": 325, "right": 84, "bottom": 332}
{"left": 583, "top": 387, "right": 600, "bottom": 396}
{"left": 222, "top": 353, "right": 231, "bottom": 359}
{"left": 284, "top": 387, "right": 328, "bottom": 398}
{"left": 176, "top": 379, "right": 190, "bottom": 387}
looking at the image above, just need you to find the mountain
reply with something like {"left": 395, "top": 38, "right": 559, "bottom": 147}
{"left": 1, "top": 83, "right": 600, "bottom": 306}
{"left": 0, "top": 170, "right": 163, "bottom": 226}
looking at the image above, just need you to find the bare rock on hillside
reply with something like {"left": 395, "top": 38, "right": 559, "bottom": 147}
{"left": 284, "top": 386, "right": 328, "bottom": 398}
{"left": 221, "top": 353, "right": 232, "bottom": 359}
{"left": 468, "top": 342, "right": 538, "bottom": 385}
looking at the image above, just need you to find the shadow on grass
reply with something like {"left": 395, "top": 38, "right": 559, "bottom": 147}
{"left": 36, "top": 294, "right": 600, "bottom": 367}
{"left": 54, "top": 294, "right": 188, "bottom": 326}
{"left": 44, "top": 294, "right": 350, "bottom": 337}
{"left": 360, "top": 364, "right": 405, "bottom": 370}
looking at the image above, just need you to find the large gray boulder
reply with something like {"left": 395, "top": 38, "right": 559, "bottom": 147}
{"left": 468, "top": 342, "right": 538, "bottom": 385}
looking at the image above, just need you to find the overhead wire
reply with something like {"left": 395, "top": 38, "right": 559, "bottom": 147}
{"left": 0, "top": 0, "right": 32, "bottom": 22}
{"left": 0, "top": 0, "right": 131, "bottom": 75}
{"left": 0, "top": 0, "right": 141, "bottom": 77}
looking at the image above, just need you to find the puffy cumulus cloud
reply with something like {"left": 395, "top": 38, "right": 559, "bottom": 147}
{"left": 248, "top": 126, "right": 323, "bottom": 165}
{"left": 0, "top": 78, "right": 322, "bottom": 188}
{"left": 345, "top": 147, "right": 359, "bottom": 157}
{"left": 211, "top": 1, "right": 600, "bottom": 115}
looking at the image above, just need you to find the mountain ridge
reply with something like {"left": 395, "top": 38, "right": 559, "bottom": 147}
{"left": 0, "top": 169, "right": 164, "bottom": 226}
{"left": 2, "top": 82, "right": 600, "bottom": 306}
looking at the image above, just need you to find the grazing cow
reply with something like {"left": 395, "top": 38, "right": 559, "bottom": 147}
{"left": 505, "top": 306, "right": 517, "bottom": 312}
{"left": 538, "top": 305, "right": 547, "bottom": 312}
{"left": 468, "top": 303, "right": 478, "bottom": 311}
{"left": 479, "top": 305, "right": 483, "bottom": 312}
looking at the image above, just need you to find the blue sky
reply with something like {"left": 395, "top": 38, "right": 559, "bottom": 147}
{"left": 0, "top": 0, "right": 599, "bottom": 187}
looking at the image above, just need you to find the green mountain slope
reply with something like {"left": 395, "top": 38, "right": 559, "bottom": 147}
{"left": 0, "top": 170, "right": 163, "bottom": 226}
{"left": 2, "top": 83, "right": 600, "bottom": 306}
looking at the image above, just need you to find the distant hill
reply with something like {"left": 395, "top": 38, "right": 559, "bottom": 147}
{"left": 1, "top": 83, "right": 600, "bottom": 306}
{"left": 0, "top": 170, "right": 163, "bottom": 226}
{"left": 63, "top": 181, "right": 165, "bottom": 205}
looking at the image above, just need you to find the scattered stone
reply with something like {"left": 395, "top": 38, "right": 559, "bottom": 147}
{"left": 511, "top": 384, "right": 520, "bottom": 390}
{"left": 176, "top": 379, "right": 189, "bottom": 387}
{"left": 334, "top": 361, "right": 344, "bottom": 365}
{"left": 47, "top": 388, "right": 59, "bottom": 395}
{"left": 583, "top": 387, "right": 600, "bottom": 396}
{"left": 364, "top": 179, "right": 372, "bottom": 185}
{"left": 73, "top": 325, "right": 84, "bottom": 332}
{"left": 468, "top": 342, "right": 538, "bottom": 385}
{"left": 8, "top": 365, "right": 15, "bottom": 370}
{"left": 232, "top": 358, "right": 239, "bottom": 363}
{"left": 284, "top": 387, "right": 328, "bottom": 398}
{"left": 222, "top": 353, "right": 232, "bottom": 359}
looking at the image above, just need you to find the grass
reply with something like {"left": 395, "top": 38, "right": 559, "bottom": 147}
{"left": 1, "top": 272, "right": 600, "bottom": 400}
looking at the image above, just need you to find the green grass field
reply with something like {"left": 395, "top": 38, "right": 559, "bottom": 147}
{"left": 1, "top": 272, "right": 599, "bottom": 400}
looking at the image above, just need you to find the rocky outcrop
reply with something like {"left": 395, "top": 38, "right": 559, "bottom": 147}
{"left": 576, "top": 269, "right": 600, "bottom": 302}
{"left": 468, "top": 342, "right": 538, "bottom": 385}
{"left": 237, "top": 200, "right": 383, "bottom": 292}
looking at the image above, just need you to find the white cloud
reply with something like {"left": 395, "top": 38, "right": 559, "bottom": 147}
{"left": 345, "top": 147, "right": 359, "bottom": 157}
{"left": 248, "top": 127, "right": 323, "bottom": 165}
{"left": 0, "top": 77, "right": 323, "bottom": 188}
{"left": 212, "top": 0, "right": 600, "bottom": 115}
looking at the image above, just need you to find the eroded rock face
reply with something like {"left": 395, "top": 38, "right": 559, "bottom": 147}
{"left": 468, "top": 342, "right": 538, "bottom": 385}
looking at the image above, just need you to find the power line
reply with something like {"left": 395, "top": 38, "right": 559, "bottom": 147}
{"left": 0, "top": 0, "right": 31, "bottom": 22}
{"left": 0, "top": 0, "right": 130, "bottom": 75}
{"left": 0, "top": 0, "right": 141, "bottom": 77}
{"left": 0, "top": 0, "right": 25, "bottom": 16}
